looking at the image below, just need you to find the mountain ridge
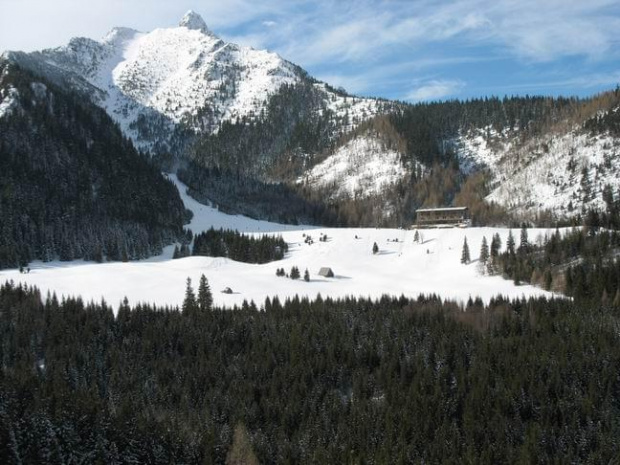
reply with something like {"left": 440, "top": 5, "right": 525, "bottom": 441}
{"left": 4, "top": 11, "right": 384, "bottom": 155}
{"left": 3, "top": 13, "right": 620, "bottom": 226}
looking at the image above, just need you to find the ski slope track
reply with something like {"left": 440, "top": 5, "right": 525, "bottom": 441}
{"left": 1, "top": 176, "right": 555, "bottom": 312}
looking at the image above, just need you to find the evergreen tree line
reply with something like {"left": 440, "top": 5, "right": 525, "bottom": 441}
{"left": 1, "top": 281, "right": 619, "bottom": 463}
{"left": 0, "top": 62, "right": 188, "bottom": 269}
{"left": 483, "top": 225, "right": 620, "bottom": 306}
{"left": 192, "top": 228, "right": 288, "bottom": 264}
{"left": 583, "top": 86, "right": 620, "bottom": 136}
{"left": 390, "top": 94, "right": 585, "bottom": 169}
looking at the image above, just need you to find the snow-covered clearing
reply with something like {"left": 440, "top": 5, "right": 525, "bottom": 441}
{"left": 1, "top": 176, "right": 556, "bottom": 311}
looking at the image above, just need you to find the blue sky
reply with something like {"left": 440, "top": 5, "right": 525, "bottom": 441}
{"left": 1, "top": 0, "right": 619, "bottom": 102}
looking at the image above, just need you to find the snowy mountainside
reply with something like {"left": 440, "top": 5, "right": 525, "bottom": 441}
{"left": 4, "top": 11, "right": 384, "bottom": 153}
{"left": 456, "top": 126, "right": 620, "bottom": 216}
{"left": 298, "top": 135, "right": 412, "bottom": 200}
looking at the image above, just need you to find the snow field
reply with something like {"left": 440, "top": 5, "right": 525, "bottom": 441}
{"left": 1, "top": 176, "right": 555, "bottom": 312}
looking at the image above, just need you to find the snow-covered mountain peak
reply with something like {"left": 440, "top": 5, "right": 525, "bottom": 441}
{"left": 179, "top": 10, "right": 213, "bottom": 36}
{"left": 103, "top": 27, "right": 140, "bottom": 47}
{"left": 4, "top": 12, "right": 385, "bottom": 155}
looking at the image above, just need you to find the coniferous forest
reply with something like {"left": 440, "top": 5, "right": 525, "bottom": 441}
{"left": 0, "top": 63, "right": 188, "bottom": 269}
{"left": 0, "top": 282, "right": 619, "bottom": 464}
{"left": 178, "top": 85, "right": 620, "bottom": 228}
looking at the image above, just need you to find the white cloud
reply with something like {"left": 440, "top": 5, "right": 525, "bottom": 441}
{"left": 482, "top": 0, "right": 620, "bottom": 61}
{"left": 314, "top": 73, "right": 374, "bottom": 95}
{"left": 406, "top": 79, "right": 466, "bottom": 102}
{"left": 257, "top": 0, "right": 620, "bottom": 67}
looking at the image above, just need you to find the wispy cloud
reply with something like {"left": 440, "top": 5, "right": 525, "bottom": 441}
{"left": 406, "top": 79, "right": 466, "bottom": 102}
{"left": 242, "top": 0, "right": 619, "bottom": 65}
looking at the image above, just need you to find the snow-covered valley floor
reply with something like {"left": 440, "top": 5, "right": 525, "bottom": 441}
{"left": 0, "top": 176, "right": 556, "bottom": 310}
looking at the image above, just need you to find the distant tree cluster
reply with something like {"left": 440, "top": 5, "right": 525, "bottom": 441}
{"left": 182, "top": 275, "right": 213, "bottom": 314}
{"left": 583, "top": 86, "right": 620, "bottom": 136}
{"left": 193, "top": 227, "right": 288, "bottom": 264}
{"left": 0, "top": 282, "right": 619, "bottom": 463}
{"left": 489, "top": 225, "right": 620, "bottom": 306}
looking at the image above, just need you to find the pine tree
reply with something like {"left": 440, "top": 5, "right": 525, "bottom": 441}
{"left": 479, "top": 236, "right": 489, "bottom": 264}
{"left": 373, "top": 242, "right": 379, "bottom": 254}
{"left": 182, "top": 277, "right": 197, "bottom": 314}
{"left": 290, "top": 266, "right": 300, "bottom": 280}
{"left": 507, "top": 230, "right": 516, "bottom": 256}
{"left": 197, "top": 274, "right": 213, "bottom": 311}
{"left": 490, "top": 233, "right": 501, "bottom": 258}
{"left": 461, "top": 237, "right": 470, "bottom": 264}
{"left": 519, "top": 225, "right": 529, "bottom": 254}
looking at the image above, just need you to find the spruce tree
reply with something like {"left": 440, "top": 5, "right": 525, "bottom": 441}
{"left": 480, "top": 236, "right": 489, "bottom": 264}
{"left": 182, "top": 277, "right": 197, "bottom": 314}
{"left": 507, "top": 230, "right": 516, "bottom": 256}
{"left": 519, "top": 225, "right": 529, "bottom": 254}
{"left": 491, "top": 233, "right": 501, "bottom": 258}
{"left": 197, "top": 274, "right": 213, "bottom": 311}
{"left": 461, "top": 237, "right": 471, "bottom": 264}
{"left": 290, "top": 266, "right": 300, "bottom": 280}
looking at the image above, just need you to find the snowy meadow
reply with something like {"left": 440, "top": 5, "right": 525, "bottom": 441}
{"left": 0, "top": 176, "right": 555, "bottom": 310}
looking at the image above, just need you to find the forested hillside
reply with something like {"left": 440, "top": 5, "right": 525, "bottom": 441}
{"left": 0, "top": 62, "right": 188, "bottom": 268}
{"left": 1, "top": 282, "right": 618, "bottom": 463}
{"left": 183, "top": 89, "right": 616, "bottom": 227}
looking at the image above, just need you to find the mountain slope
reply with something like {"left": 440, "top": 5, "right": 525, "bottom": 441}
{"left": 455, "top": 103, "right": 620, "bottom": 218}
{"left": 4, "top": 11, "right": 386, "bottom": 156}
{"left": 4, "top": 12, "right": 620, "bottom": 227}
{"left": 0, "top": 60, "right": 187, "bottom": 268}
